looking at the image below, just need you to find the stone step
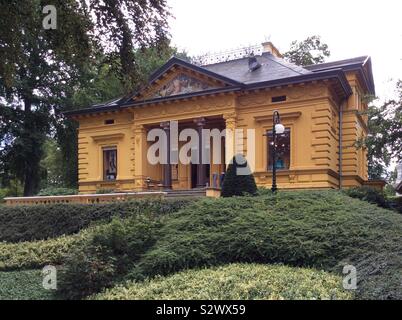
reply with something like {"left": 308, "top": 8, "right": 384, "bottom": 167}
{"left": 165, "top": 189, "right": 206, "bottom": 198}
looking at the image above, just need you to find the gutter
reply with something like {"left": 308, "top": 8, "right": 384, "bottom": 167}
{"left": 339, "top": 99, "right": 345, "bottom": 189}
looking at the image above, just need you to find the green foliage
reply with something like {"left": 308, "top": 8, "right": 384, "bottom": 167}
{"left": 129, "top": 191, "right": 402, "bottom": 300}
{"left": 221, "top": 155, "right": 257, "bottom": 197}
{"left": 283, "top": 35, "right": 330, "bottom": 66}
{"left": 0, "top": 233, "right": 86, "bottom": 271}
{"left": 388, "top": 196, "right": 402, "bottom": 214}
{"left": 95, "top": 189, "right": 117, "bottom": 194}
{"left": 365, "top": 81, "right": 402, "bottom": 180}
{"left": 57, "top": 215, "right": 162, "bottom": 300}
{"left": 93, "top": 263, "right": 352, "bottom": 300}
{"left": 0, "top": 269, "right": 53, "bottom": 300}
{"left": 0, "top": 198, "right": 189, "bottom": 243}
{"left": 343, "top": 186, "right": 389, "bottom": 208}
{"left": 37, "top": 187, "right": 78, "bottom": 196}
{"left": 39, "top": 140, "right": 65, "bottom": 188}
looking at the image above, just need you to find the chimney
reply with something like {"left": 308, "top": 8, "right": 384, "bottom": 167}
{"left": 248, "top": 53, "right": 261, "bottom": 71}
{"left": 261, "top": 41, "right": 283, "bottom": 58}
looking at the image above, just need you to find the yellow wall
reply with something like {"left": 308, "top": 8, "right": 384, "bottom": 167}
{"left": 74, "top": 71, "right": 369, "bottom": 193}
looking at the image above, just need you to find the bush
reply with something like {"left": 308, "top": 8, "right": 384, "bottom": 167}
{"left": 0, "top": 269, "right": 53, "bottom": 300}
{"left": 221, "top": 155, "right": 257, "bottom": 197}
{"left": 128, "top": 191, "right": 402, "bottom": 300}
{"left": 37, "top": 187, "right": 78, "bottom": 196}
{"left": 57, "top": 215, "right": 162, "bottom": 300}
{"left": 0, "top": 198, "right": 189, "bottom": 243}
{"left": 93, "top": 264, "right": 352, "bottom": 300}
{"left": 388, "top": 196, "right": 402, "bottom": 214}
{"left": 0, "top": 232, "right": 87, "bottom": 271}
{"left": 344, "top": 186, "right": 389, "bottom": 208}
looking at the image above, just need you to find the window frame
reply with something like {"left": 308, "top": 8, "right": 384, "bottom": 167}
{"left": 102, "top": 147, "right": 118, "bottom": 181}
{"left": 266, "top": 128, "right": 291, "bottom": 171}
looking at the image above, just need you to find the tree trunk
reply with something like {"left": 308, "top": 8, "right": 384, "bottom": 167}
{"left": 22, "top": 97, "right": 39, "bottom": 196}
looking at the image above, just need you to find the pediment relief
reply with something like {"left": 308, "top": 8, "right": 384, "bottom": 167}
{"left": 145, "top": 73, "right": 221, "bottom": 100}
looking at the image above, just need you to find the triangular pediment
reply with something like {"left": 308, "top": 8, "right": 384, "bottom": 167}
{"left": 133, "top": 57, "right": 241, "bottom": 101}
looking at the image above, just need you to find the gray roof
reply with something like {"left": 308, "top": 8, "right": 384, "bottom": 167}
{"left": 203, "top": 52, "right": 312, "bottom": 84}
{"left": 304, "top": 56, "right": 369, "bottom": 72}
{"left": 65, "top": 53, "right": 373, "bottom": 116}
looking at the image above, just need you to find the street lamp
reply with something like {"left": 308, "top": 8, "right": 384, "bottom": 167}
{"left": 271, "top": 110, "right": 285, "bottom": 193}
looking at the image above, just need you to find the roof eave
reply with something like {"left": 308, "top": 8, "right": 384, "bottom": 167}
{"left": 244, "top": 69, "right": 353, "bottom": 98}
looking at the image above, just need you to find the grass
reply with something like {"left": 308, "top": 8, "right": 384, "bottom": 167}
{"left": 0, "top": 269, "right": 53, "bottom": 300}
{"left": 93, "top": 263, "right": 353, "bottom": 300}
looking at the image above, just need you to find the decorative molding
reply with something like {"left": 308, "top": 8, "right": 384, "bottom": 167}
{"left": 91, "top": 133, "right": 124, "bottom": 142}
{"left": 254, "top": 111, "right": 301, "bottom": 123}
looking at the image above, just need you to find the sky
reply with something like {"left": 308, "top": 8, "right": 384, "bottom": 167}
{"left": 168, "top": 0, "right": 402, "bottom": 102}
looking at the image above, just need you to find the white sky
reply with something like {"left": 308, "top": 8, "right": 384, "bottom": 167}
{"left": 168, "top": 0, "right": 402, "bottom": 101}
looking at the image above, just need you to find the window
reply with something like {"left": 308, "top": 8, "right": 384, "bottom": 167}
{"left": 171, "top": 164, "right": 178, "bottom": 181}
{"left": 104, "top": 119, "right": 115, "bottom": 125}
{"left": 271, "top": 95, "right": 287, "bottom": 103}
{"left": 267, "top": 129, "right": 290, "bottom": 170}
{"left": 103, "top": 148, "right": 117, "bottom": 181}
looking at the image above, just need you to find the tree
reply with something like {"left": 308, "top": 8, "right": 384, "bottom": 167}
{"left": 0, "top": 1, "right": 172, "bottom": 195}
{"left": 0, "top": 0, "right": 93, "bottom": 195}
{"left": 364, "top": 81, "right": 402, "bottom": 180}
{"left": 284, "top": 35, "right": 330, "bottom": 66}
{"left": 84, "top": 0, "right": 171, "bottom": 92}
{"left": 221, "top": 155, "right": 257, "bottom": 197}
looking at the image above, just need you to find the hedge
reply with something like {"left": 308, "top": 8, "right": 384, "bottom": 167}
{"left": 93, "top": 263, "right": 353, "bottom": 300}
{"left": 0, "top": 269, "right": 53, "bottom": 300}
{"left": 0, "top": 233, "right": 86, "bottom": 271}
{"left": 0, "top": 198, "right": 190, "bottom": 243}
{"left": 127, "top": 191, "right": 402, "bottom": 300}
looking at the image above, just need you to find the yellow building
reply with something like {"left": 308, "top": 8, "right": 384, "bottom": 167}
{"left": 66, "top": 42, "right": 382, "bottom": 194}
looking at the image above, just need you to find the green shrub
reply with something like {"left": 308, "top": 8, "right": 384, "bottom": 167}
{"left": 0, "top": 232, "right": 87, "bottom": 271}
{"left": 344, "top": 186, "right": 389, "bottom": 208}
{"left": 96, "top": 189, "right": 116, "bottom": 194}
{"left": 57, "top": 215, "right": 162, "bottom": 300}
{"left": 128, "top": 191, "right": 402, "bottom": 300}
{"left": 0, "top": 269, "right": 53, "bottom": 300}
{"left": 221, "top": 155, "right": 257, "bottom": 197}
{"left": 389, "top": 196, "right": 402, "bottom": 214}
{"left": 37, "top": 187, "right": 78, "bottom": 196}
{"left": 93, "top": 264, "right": 352, "bottom": 300}
{"left": 0, "top": 198, "right": 189, "bottom": 243}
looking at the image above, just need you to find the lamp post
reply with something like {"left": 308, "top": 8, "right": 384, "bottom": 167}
{"left": 271, "top": 110, "right": 285, "bottom": 193}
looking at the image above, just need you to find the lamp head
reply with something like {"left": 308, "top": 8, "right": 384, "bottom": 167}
{"left": 275, "top": 123, "right": 285, "bottom": 134}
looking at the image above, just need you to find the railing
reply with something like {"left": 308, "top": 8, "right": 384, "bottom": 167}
{"left": 4, "top": 192, "right": 167, "bottom": 206}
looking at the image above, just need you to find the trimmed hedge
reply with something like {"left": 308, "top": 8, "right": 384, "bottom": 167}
{"left": 343, "top": 186, "right": 389, "bottom": 208}
{"left": 0, "top": 269, "right": 53, "bottom": 300}
{"left": 37, "top": 187, "right": 78, "bottom": 196}
{"left": 57, "top": 215, "right": 162, "bottom": 300}
{"left": 221, "top": 155, "right": 257, "bottom": 197}
{"left": 0, "top": 198, "right": 189, "bottom": 243}
{"left": 0, "top": 232, "right": 87, "bottom": 271}
{"left": 127, "top": 191, "right": 402, "bottom": 300}
{"left": 93, "top": 264, "right": 353, "bottom": 300}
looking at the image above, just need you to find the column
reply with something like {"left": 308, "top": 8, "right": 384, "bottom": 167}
{"left": 223, "top": 113, "right": 237, "bottom": 167}
{"left": 160, "top": 121, "right": 172, "bottom": 190}
{"left": 194, "top": 117, "right": 207, "bottom": 188}
{"left": 133, "top": 124, "right": 147, "bottom": 190}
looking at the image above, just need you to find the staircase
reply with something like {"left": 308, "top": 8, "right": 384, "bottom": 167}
{"left": 165, "top": 189, "right": 207, "bottom": 198}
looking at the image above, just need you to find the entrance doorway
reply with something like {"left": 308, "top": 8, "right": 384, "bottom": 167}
{"left": 191, "top": 164, "right": 210, "bottom": 189}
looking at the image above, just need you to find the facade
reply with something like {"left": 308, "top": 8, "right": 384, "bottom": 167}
{"left": 66, "top": 42, "right": 378, "bottom": 194}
